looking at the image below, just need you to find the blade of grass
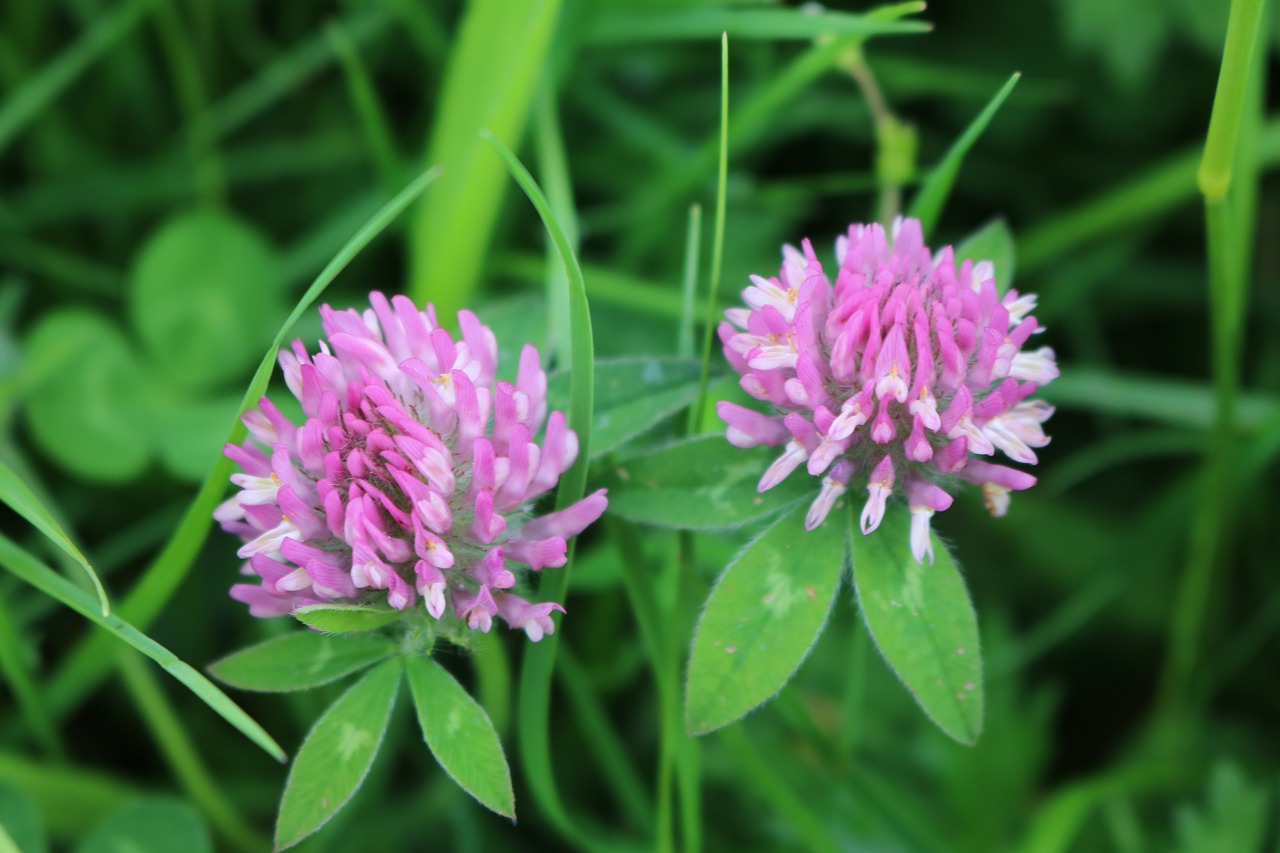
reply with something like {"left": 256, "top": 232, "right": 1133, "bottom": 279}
{"left": 327, "top": 21, "right": 403, "bottom": 195}
{"left": 677, "top": 204, "right": 702, "bottom": 358}
{"left": 0, "top": 532, "right": 285, "bottom": 761}
{"left": 0, "top": 458, "right": 109, "bottom": 615}
{"left": 583, "top": 3, "right": 929, "bottom": 42}
{"left": 118, "top": 649, "right": 268, "bottom": 853}
{"left": 0, "top": 0, "right": 152, "bottom": 156}
{"left": 907, "top": 71, "right": 1020, "bottom": 237}
{"left": 408, "top": 0, "right": 561, "bottom": 318}
{"left": 533, "top": 78, "right": 576, "bottom": 369}
{"left": 44, "top": 166, "right": 442, "bottom": 720}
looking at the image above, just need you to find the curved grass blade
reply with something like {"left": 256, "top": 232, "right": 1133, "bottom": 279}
{"left": 0, "top": 459, "right": 109, "bottom": 615}
{"left": 0, "top": 532, "right": 285, "bottom": 762}
{"left": 406, "top": 655, "right": 514, "bottom": 818}
{"left": 850, "top": 505, "right": 983, "bottom": 745}
{"left": 908, "top": 72, "right": 1020, "bottom": 237}
{"left": 275, "top": 659, "right": 401, "bottom": 850}
{"left": 686, "top": 502, "right": 846, "bottom": 735}
{"left": 45, "top": 166, "right": 442, "bottom": 720}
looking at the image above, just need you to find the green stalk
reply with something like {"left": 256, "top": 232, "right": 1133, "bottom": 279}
{"left": 1157, "top": 0, "right": 1267, "bottom": 718}
{"left": 0, "top": 586, "right": 65, "bottom": 758}
{"left": 118, "top": 650, "right": 267, "bottom": 853}
{"left": 677, "top": 204, "right": 703, "bottom": 358}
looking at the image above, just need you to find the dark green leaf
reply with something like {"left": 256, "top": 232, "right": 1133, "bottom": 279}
{"left": 77, "top": 797, "right": 210, "bottom": 853}
{"left": 607, "top": 435, "right": 812, "bottom": 530}
{"left": 954, "top": 218, "right": 1016, "bottom": 294}
{"left": 208, "top": 631, "right": 396, "bottom": 692}
{"left": 21, "top": 310, "right": 151, "bottom": 482}
{"left": 547, "top": 357, "right": 704, "bottom": 458}
{"left": 275, "top": 659, "right": 400, "bottom": 850}
{"left": 293, "top": 604, "right": 407, "bottom": 635}
{"left": 851, "top": 506, "right": 984, "bottom": 744}
{"left": 129, "top": 210, "right": 283, "bottom": 389}
{"left": 686, "top": 503, "right": 846, "bottom": 734}
{"left": 406, "top": 655, "right": 514, "bottom": 818}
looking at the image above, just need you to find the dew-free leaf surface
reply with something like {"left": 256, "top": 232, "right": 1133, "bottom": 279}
{"left": 293, "top": 604, "right": 407, "bottom": 635}
{"left": 208, "top": 631, "right": 396, "bottom": 693}
{"left": 77, "top": 797, "right": 211, "bottom": 853}
{"left": 686, "top": 502, "right": 846, "bottom": 734}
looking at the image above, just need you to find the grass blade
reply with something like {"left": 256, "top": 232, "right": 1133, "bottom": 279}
{"left": 0, "top": 458, "right": 109, "bottom": 615}
{"left": 907, "top": 72, "right": 1020, "bottom": 237}
{"left": 44, "top": 166, "right": 442, "bottom": 719}
{"left": 584, "top": 4, "right": 929, "bottom": 43}
{"left": 0, "top": 532, "right": 285, "bottom": 762}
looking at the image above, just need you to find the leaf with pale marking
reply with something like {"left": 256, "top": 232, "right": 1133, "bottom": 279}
{"left": 275, "top": 659, "right": 401, "bottom": 850}
{"left": 208, "top": 631, "right": 396, "bottom": 692}
{"left": 851, "top": 505, "right": 983, "bottom": 744}
{"left": 406, "top": 655, "right": 514, "bottom": 818}
{"left": 686, "top": 502, "right": 846, "bottom": 734}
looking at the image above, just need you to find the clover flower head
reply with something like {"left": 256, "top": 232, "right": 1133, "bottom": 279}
{"left": 216, "top": 292, "right": 606, "bottom": 641}
{"left": 717, "top": 217, "right": 1057, "bottom": 562}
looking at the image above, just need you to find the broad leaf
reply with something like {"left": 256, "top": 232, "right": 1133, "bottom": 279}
{"left": 547, "top": 357, "right": 703, "bottom": 458}
{"left": 686, "top": 502, "right": 846, "bottom": 734}
{"left": 851, "top": 506, "right": 984, "bottom": 745}
{"left": 208, "top": 631, "right": 396, "bottom": 692}
{"left": 275, "top": 659, "right": 400, "bottom": 850}
{"left": 21, "top": 310, "right": 151, "bottom": 482}
{"left": 129, "top": 210, "right": 283, "bottom": 389}
{"left": 405, "top": 655, "right": 514, "bottom": 818}
{"left": 153, "top": 393, "right": 243, "bottom": 482}
{"left": 293, "top": 604, "right": 407, "bottom": 635}
{"left": 77, "top": 797, "right": 210, "bottom": 853}
{"left": 954, "top": 218, "right": 1016, "bottom": 294}
{"left": 607, "top": 435, "right": 811, "bottom": 531}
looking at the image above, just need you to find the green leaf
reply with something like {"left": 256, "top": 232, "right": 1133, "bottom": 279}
{"left": 0, "top": 458, "right": 109, "bottom": 615}
{"left": 547, "top": 357, "right": 703, "bottom": 458}
{"left": 954, "top": 218, "right": 1016, "bottom": 294}
{"left": 583, "top": 3, "right": 929, "bottom": 43}
{"left": 908, "top": 72, "right": 1020, "bottom": 238}
{"left": 850, "top": 505, "right": 983, "bottom": 744}
{"left": 21, "top": 309, "right": 151, "bottom": 482}
{"left": 293, "top": 604, "right": 407, "bottom": 635}
{"left": 607, "top": 435, "right": 812, "bottom": 531}
{"left": 686, "top": 503, "right": 846, "bottom": 735}
{"left": 129, "top": 210, "right": 283, "bottom": 389}
{"left": 77, "top": 797, "right": 211, "bottom": 853}
{"left": 0, "top": 781, "right": 46, "bottom": 853}
{"left": 0, "top": 532, "right": 285, "bottom": 762}
{"left": 405, "top": 655, "right": 514, "bottom": 818}
{"left": 275, "top": 659, "right": 400, "bottom": 850}
{"left": 1173, "top": 763, "right": 1269, "bottom": 853}
{"left": 152, "top": 393, "right": 243, "bottom": 482}
{"left": 208, "top": 631, "right": 396, "bottom": 692}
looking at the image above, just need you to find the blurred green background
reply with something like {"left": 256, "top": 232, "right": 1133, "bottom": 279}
{"left": 1, "top": 0, "right": 1278, "bottom": 850}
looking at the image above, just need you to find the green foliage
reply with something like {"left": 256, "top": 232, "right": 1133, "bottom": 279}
{"left": 77, "top": 797, "right": 211, "bottom": 853}
{"left": 293, "top": 604, "right": 408, "bottom": 635}
{"left": 851, "top": 506, "right": 984, "bottom": 745}
{"left": 954, "top": 218, "right": 1016, "bottom": 293}
{"left": 406, "top": 655, "right": 515, "bottom": 818}
{"left": 686, "top": 503, "right": 846, "bottom": 734}
{"left": 1172, "top": 764, "right": 1271, "bottom": 853}
{"left": 0, "top": 781, "right": 46, "bottom": 853}
{"left": 208, "top": 631, "right": 397, "bottom": 692}
{"left": 275, "top": 660, "right": 401, "bottom": 850}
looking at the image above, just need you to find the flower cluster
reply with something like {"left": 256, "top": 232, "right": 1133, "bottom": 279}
{"left": 717, "top": 217, "right": 1057, "bottom": 563}
{"left": 216, "top": 292, "right": 606, "bottom": 641}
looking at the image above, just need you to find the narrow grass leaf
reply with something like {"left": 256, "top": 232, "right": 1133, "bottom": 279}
{"left": 851, "top": 506, "right": 983, "bottom": 745}
{"left": 0, "top": 590, "right": 64, "bottom": 758}
{"left": 293, "top": 604, "right": 407, "bottom": 635}
{"left": 406, "top": 656, "right": 514, "bottom": 818}
{"left": 409, "top": 0, "right": 561, "bottom": 316}
{"left": 0, "top": 458, "right": 109, "bottom": 615}
{"left": 908, "top": 72, "right": 1020, "bottom": 237}
{"left": 954, "top": 218, "right": 1016, "bottom": 294}
{"left": 686, "top": 502, "right": 846, "bottom": 735}
{"left": 546, "top": 357, "right": 702, "bottom": 458}
{"left": 44, "top": 166, "right": 441, "bottom": 720}
{"left": 607, "top": 436, "right": 811, "bottom": 531}
{"left": 275, "top": 659, "right": 401, "bottom": 850}
{"left": 584, "top": 4, "right": 929, "bottom": 42}
{"left": 0, "top": 533, "right": 285, "bottom": 761}
{"left": 208, "top": 631, "right": 396, "bottom": 693}
{"left": 77, "top": 798, "right": 211, "bottom": 853}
